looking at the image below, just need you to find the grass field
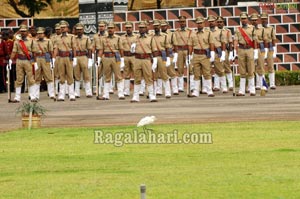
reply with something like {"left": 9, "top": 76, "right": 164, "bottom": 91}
{"left": 1, "top": 121, "right": 300, "bottom": 199}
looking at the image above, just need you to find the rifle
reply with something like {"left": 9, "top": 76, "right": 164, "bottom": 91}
{"left": 186, "top": 61, "right": 191, "bottom": 97}
{"left": 51, "top": 60, "right": 57, "bottom": 102}
{"left": 6, "top": 64, "right": 13, "bottom": 103}
{"left": 95, "top": 60, "right": 99, "bottom": 99}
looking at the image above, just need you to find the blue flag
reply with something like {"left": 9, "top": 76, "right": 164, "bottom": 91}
{"left": 262, "top": 77, "right": 268, "bottom": 89}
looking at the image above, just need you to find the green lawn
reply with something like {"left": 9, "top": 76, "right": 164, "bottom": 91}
{"left": 0, "top": 121, "right": 300, "bottom": 199}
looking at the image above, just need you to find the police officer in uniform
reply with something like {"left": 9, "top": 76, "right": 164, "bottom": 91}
{"left": 50, "top": 23, "right": 62, "bottom": 95}
{"left": 9, "top": 25, "right": 39, "bottom": 102}
{"left": 233, "top": 12, "right": 258, "bottom": 96}
{"left": 261, "top": 12, "right": 277, "bottom": 89}
{"left": 130, "top": 21, "right": 157, "bottom": 102}
{"left": 74, "top": 23, "right": 93, "bottom": 98}
{"left": 120, "top": 21, "right": 137, "bottom": 96}
{"left": 160, "top": 19, "right": 179, "bottom": 95}
{"left": 93, "top": 21, "right": 108, "bottom": 96}
{"left": 208, "top": 15, "right": 227, "bottom": 93}
{"left": 173, "top": 16, "right": 193, "bottom": 92}
{"left": 189, "top": 17, "right": 215, "bottom": 97}
{"left": 53, "top": 20, "right": 77, "bottom": 101}
{"left": 216, "top": 16, "right": 234, "bottom": 91}
{"left": 152, "top": 19, "right": 172, "bottom": 98}
{"left": 97, "top": 22, "right": 125, "bottom": 100}
{"left": 35, "top": 27, "right": 55, "bottom": 99}
{"left": 250, "top": 13, "right": 266, "bottom": 91}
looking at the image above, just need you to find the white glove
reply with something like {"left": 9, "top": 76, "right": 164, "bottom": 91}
{"left": 34, "top": 62, "right": 39, "bottom": 71}
{"left": 88, "top": 58, "right": 93, "bottom": 69}
{"left": 7, "top": 59, "right": 12, "bottom": 70}
{"left": 73, "top": 58, "right": 77, "bottom": 68}
{"left": 130, "top": 43, "right": 136, "bottom": 53}
{"left": 152, "top": 57, "right": 158, "bottom": 72}
{"left": 254, "top": 49, "right": 258, "bottom": 60}
{"left": 264, "top": 48, "right": 268, "bottom": 59}
{"left": 52, "top": 58, "right": 56, "bottom": 65}
{"left": 174, "top": 62, "right": 178, "bottom": 70}
{"left": 228, "top": 51, "right": 233, "bottom": 61}
{"left": 166, "top": 57, "right": 171, "bottom": 67}
{"left": 185, "top": 55, "right": 192, "bottom": 68}
{"left": 220, "top": 51, "right": 226, "bottom": 62}
{"left": 272, "top": 45, "right": 277, "bottom": 58}
{"left": 50, "top": 61, "right": 54, "bottom": 69}
{"left": 210, "top": 51, "right": 215, "bottom": 62}
{"left": 97, "top": 57, "right": 101, "bottom": 66}
{"left": 120, "top": 57, "right": 125, "bottom": 71}
{"left": 172, "top": 52, "right": 178, "bottom": 63}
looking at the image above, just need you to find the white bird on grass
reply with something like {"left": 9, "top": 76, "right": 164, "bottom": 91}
{"left": 137, "top": 116, "right": 157, "bottom": 133}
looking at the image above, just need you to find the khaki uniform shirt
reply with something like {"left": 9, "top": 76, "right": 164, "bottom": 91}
{"left": 12, "top": 37, "right": 38, "bottom": 55}
{"left": 74, "top": 35, "right": 92, "bottom": 52}
{"left": 210, "top": 26, "right": 225, "bottom": 48}
{"left": 92, "top": 31, "right": 108, "bottom": 51}
{"left": 54, "top": 33, "right": 75, "bottom": 51}
{"left": 50, "top": 34, "right": 62, "bottom": 47}
{"left": 234, "top": 24, "right": 257, "bottom": 44}
{"left": 135, "top": 34, "right": 155, "bottom": 54}
{"left": 254, "top": 25, "right": 265, "bottom": 43}
{"left": 189, "top": 28, "right": 213, "bottom": 50}
{"left": 221, "top": 27, "right": 233, "bottom": 45}
{"left": 163, "top": 30, "right": 176, "bottom": 48}
{"left": 173, "top": 27, "right": 193, "bottom": 46}
{"left": 152, "top": 32, "right": 171, "bottom": 52}
{"left": 36, "top": 38, "right": 53, "bottom": 53}
{"left": 263, "top": 25, "right": 276, "bottom": 43}
{"left": 121, "top": 33, "right": 137, "bottom": 52}
{"left": 99, "top": 34, "right": 123, "bottom": 53}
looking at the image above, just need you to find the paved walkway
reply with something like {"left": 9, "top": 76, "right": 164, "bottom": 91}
{"left": 1, "top": 86, "right": 299, "bottom": 132}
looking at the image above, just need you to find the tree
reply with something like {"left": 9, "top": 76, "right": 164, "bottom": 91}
{"left": 7, "top": 0, "right": 54, "bottom": 17}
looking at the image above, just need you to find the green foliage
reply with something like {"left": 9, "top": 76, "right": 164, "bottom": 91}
{"left": 8, "top": 0, "right": 65, "bottom": 17}
{"left": 274, "top": 71, "right": 300, "bottom": 86}
{"left": 232, "top": 71, "right": 300, "bottom": 88}
{"left": 16, "top": 101, "right": 47, "bottom": 117}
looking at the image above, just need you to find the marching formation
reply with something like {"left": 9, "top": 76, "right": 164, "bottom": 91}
{"left": 0, "top": 11, "right": 277, "bottom": 103}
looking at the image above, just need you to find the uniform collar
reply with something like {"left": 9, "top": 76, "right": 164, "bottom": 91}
{"left": 210, "top": 26, "right": 218, "bottom": 32}
{"left": 107, "top": 34, "right": 115, "bottom": 38}
{"left": 61, "top": 32, "right": 68, "bottom": 37}
{"left": 197, "top": 28, "right": 204, "bottom": 33}
{"left": 139, "top": 33, "right": 147, "bottom": 38}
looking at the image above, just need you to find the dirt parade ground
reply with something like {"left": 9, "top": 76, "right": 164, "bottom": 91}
{"left": 0, "top": 85, "right": 299, "bottom": 131}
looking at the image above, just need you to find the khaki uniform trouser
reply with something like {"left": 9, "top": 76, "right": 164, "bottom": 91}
{"left": 256, "top": 49, "right": 265, "bottom": 76}
{"left": 35, "top": 57, "right": 53, "bottom": 84}
{"left": 133, "top": 58, "right": 153, "bottom": 85}
{"left": 58, "top": 57, "right": 74, "bottom": 85}
{"left": 224, "top": 51, "right": 232, "bottom": 74}
{"left": 102, "top": 57, "right": 122, "bottom": 83}
{"left": 97, "top": 62, "right": 103, "bottom": 79}
{"left": 192, "top": 54, "right": 211, "bottom": 80}
{"left": 266, "top": 50, "right": 275, "bottom": 73}
{"left": 214, "top": 56, "right": 225, "bottom": 77}
{"left": 74, "top": 56, "right": 90, "bottom": 82}
{"left": 15, "top": 59, "right": 35, "bottom": 87}
{"left": 54, "top": 57, "right": 60, "bottom": 79}
{"left": 156, "top": 56, "right": 169, "bottom": 81}
{"left": 167, "top": 62, "right": 177, "bottom": 78}
{"left": 177, "top": 50, "right": 188, "bottom": 76}
{"left": 124, "top": 56, "right": 135, "bottom": 79}
{"left": 238, "top": 48, "right": 255, "bottom": 78}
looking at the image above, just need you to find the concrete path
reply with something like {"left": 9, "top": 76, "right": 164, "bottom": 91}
{"left": 1, "top": 86, "right": 299, "bottom": 132}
